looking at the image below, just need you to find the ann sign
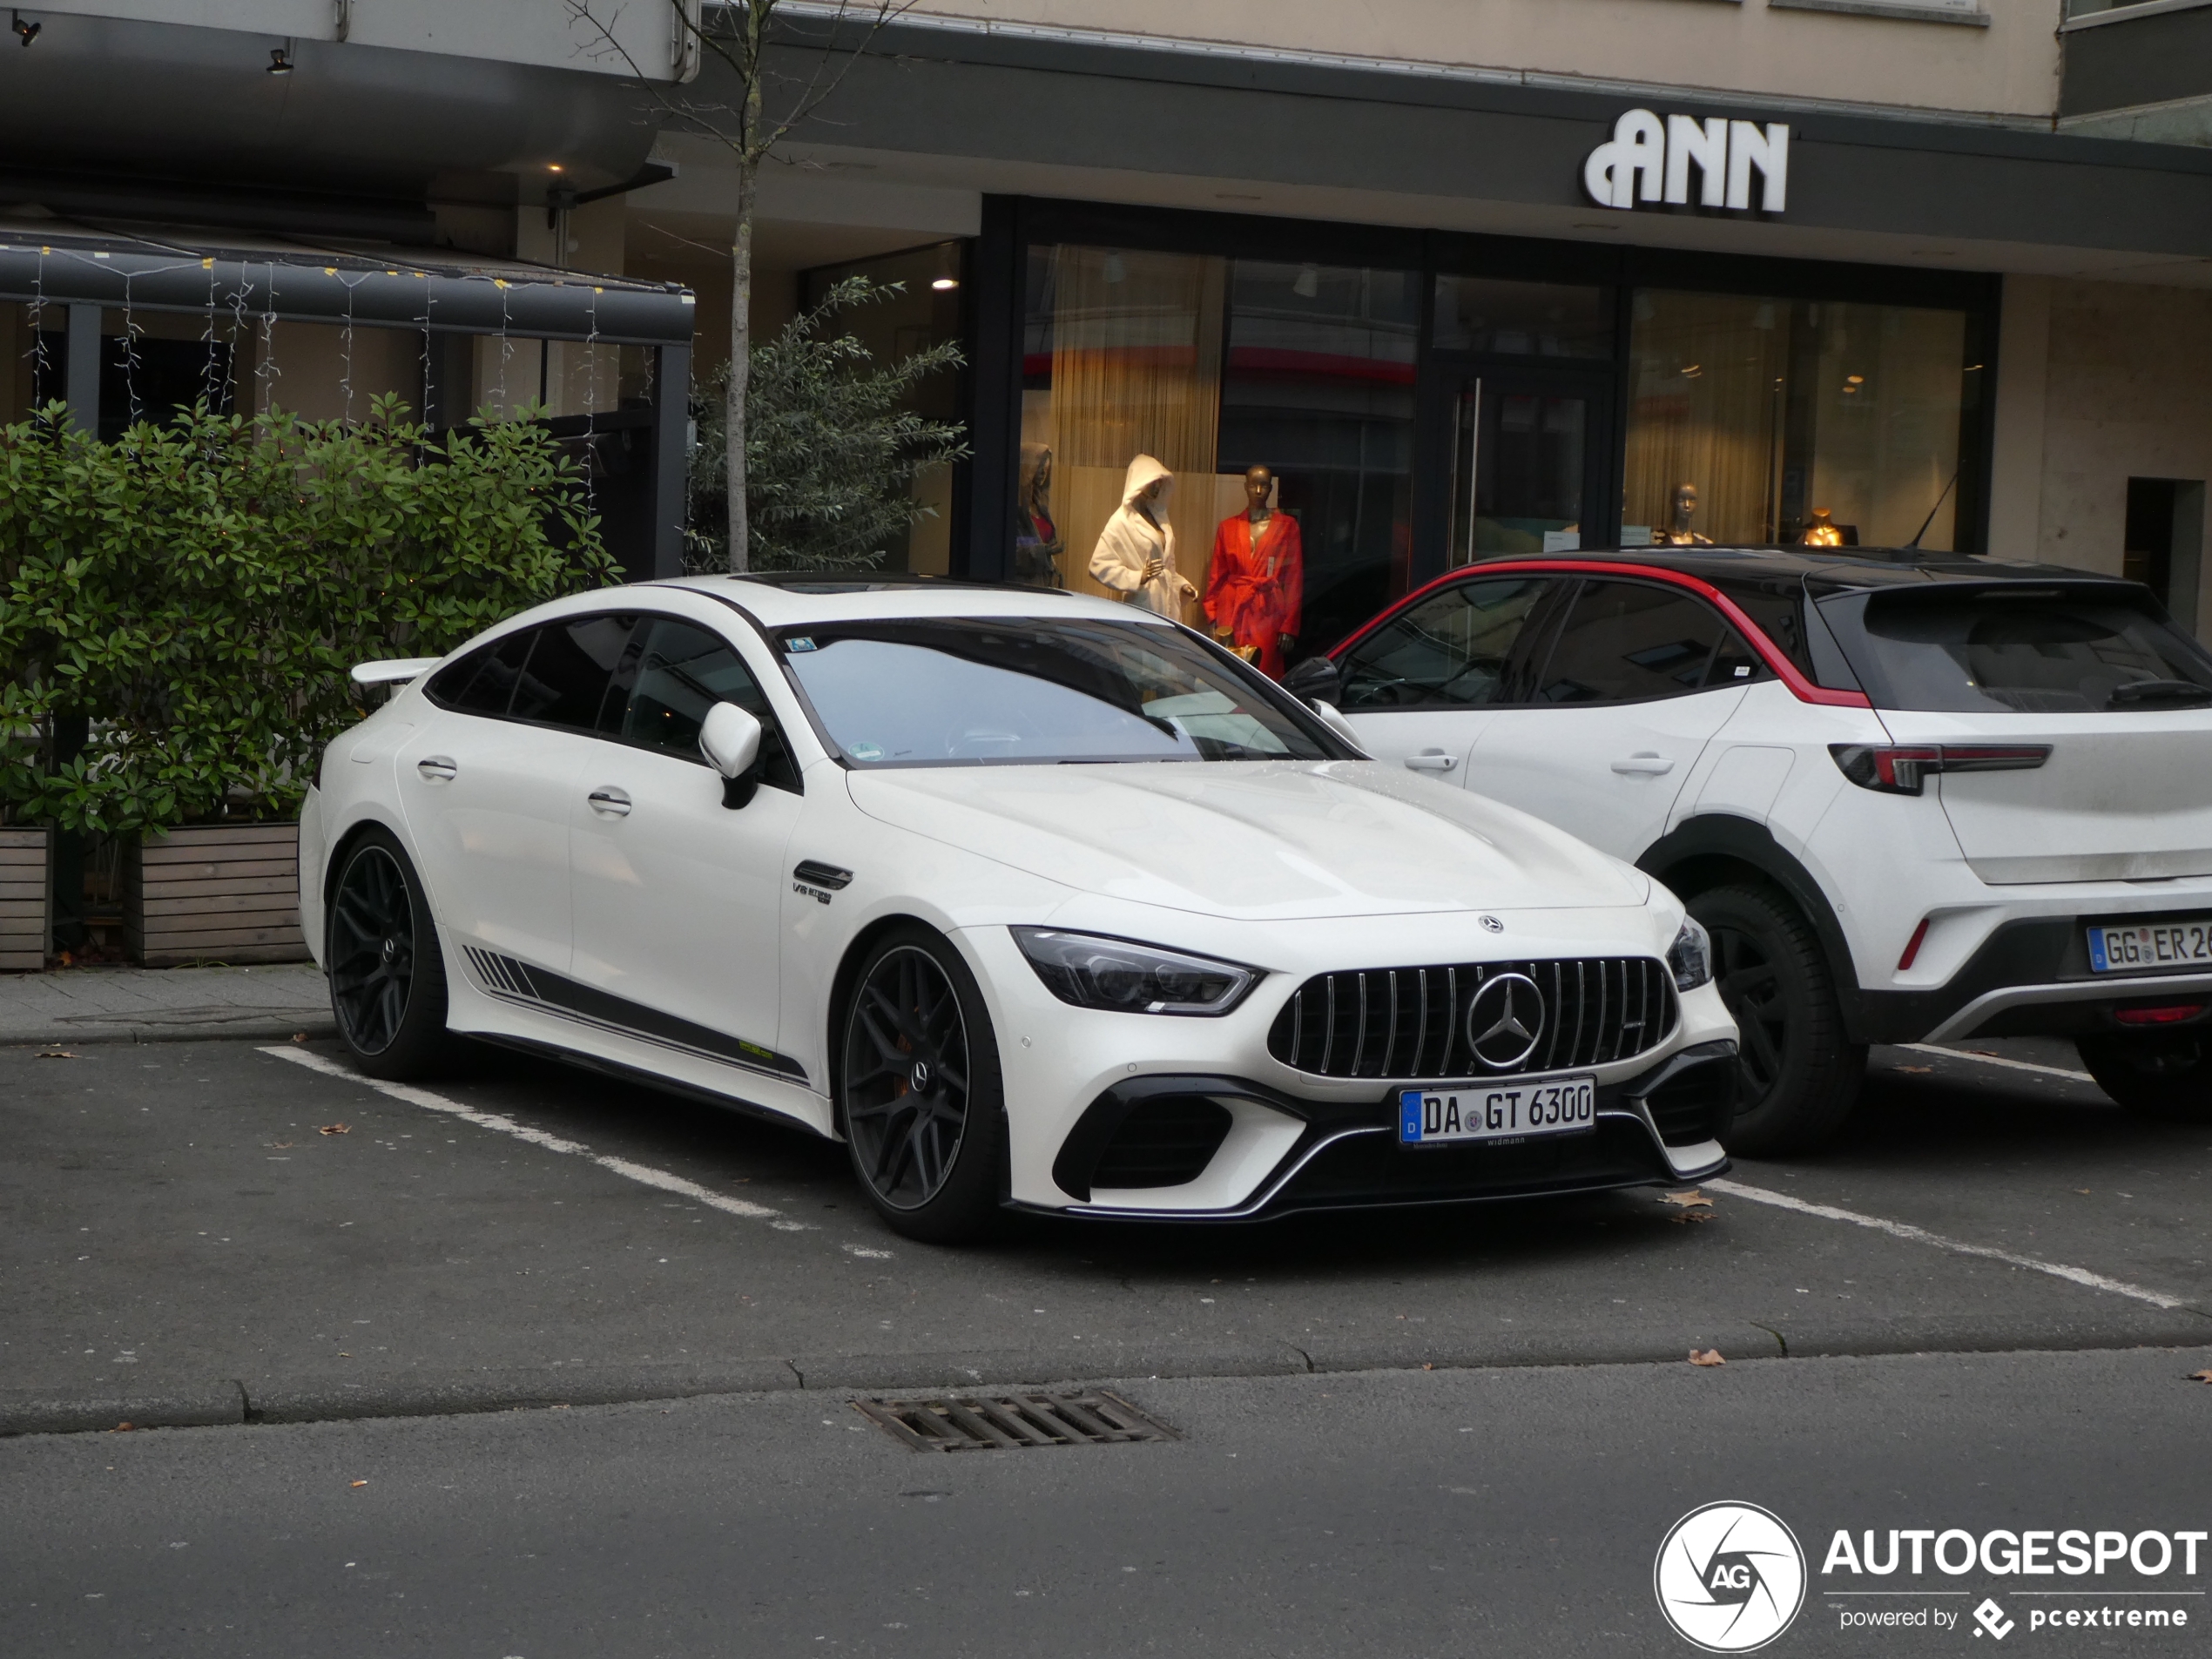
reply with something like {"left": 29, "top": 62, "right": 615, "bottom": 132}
{"left": 1583, "top": 110, "right": 1790, "bottom": 214}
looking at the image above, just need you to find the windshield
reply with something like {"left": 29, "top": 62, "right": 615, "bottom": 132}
{"left": 779, "top": 617, "right": 1335, "bottom": 766}
{"left": 1833, "top": 591, "right": 2212, "bottom": 714}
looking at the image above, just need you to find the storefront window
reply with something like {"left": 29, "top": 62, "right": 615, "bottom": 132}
{"left": 799, "top": 242, "right": 965, "bottom": 575}
{"left": 1433, "top": 276, "right": 1610, "bottom": 358}
{"left": 1021, "top": 246, "right": 1414, "bottom": 661}
{"left": 1624, "top": 290, "right": 1970, "bottom": 550}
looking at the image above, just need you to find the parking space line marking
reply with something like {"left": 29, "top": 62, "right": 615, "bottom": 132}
{"left": 1704, "top": 1177, "right": 2193, "bottom": 1311}
{"left": 1898, "top": 1044, "right": 2095, "bottom": 1084}
{"left": 261, "top": 1046, "right": 814, "bottom": 1231}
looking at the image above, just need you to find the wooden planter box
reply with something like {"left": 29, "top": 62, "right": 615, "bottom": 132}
{"left": 0, "top": 826, "right": 49, "bottom": 971}
{"left": 125, "top": 823, "right": 310, "bottom": 967}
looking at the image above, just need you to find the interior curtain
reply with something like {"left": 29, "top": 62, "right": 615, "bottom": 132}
{"left": 1623, "top": 292, "right": 1787, "bottom": 544}
{"left": 1047, "top": 246, "right": 1226, "bottom": 610}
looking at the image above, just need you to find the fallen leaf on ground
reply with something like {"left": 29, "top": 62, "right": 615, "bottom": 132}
{"left": 35, "top": 1049, "right": 78, "bottom": 1060}
{"left": 1661, "top": 1190, "right": 1713, "bottom": 1210}
{"left": 1969, "top": 1049, "right": 2001, "bottom": 1057}
{"left": 1421, "top": 1363, "right": 1435, "bottom": 1372}
{"left": 349, "top": 1480, "right": 368, "bottom": 1488}
{"left": 1689, "top": 1349, "right": 1726, "bottom": 1367}
{"left": 1669, "top": 1211, "right": 1715, "bottom": 1224}
{"left": 2076, "top": 1189, "right": 2092, "bottom": 1195}
{"left": 112, "top": 1422, "right": 133, "bottom": 1433}
{"left": 2189, "top": 1371, "right": 2212, "bottom": 1385}
{"left": 338, "top": 1352, "right": 351, "bottom": 1359}
{"left": 292, "top": 1033, "right": 307, "bottom": 1042}
{"left": 318, "top": 1123, "right": 350, "bottom": 1136}
{"left": 1896, "top": 1064, "right": 1933, "bottom": 1074}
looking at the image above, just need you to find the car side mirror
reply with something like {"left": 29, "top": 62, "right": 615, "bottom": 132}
{"left": 1281, "top": 654, "right": 1342, "bottom": 710}
{"left": 699, "top": 701, "right": 764, "bottom": 809}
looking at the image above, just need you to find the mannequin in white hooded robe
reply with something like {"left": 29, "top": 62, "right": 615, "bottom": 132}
{"left": 1088, "top": 454, "right": 1197, "bottom": 618}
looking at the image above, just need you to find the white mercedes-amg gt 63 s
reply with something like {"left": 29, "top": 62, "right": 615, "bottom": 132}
{"left": 301, "top": 576, "right": 1737, "bottom": 1240}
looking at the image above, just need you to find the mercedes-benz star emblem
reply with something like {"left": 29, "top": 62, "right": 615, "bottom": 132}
{"left": 1465, "top": 973, "right": 1545, "bottom": 1071}
{"left": 1478, "top": 914, "right": 1505, "bottom": 934}
{"left": 909, "top": 1059, "right": 933, "bottom": 1095}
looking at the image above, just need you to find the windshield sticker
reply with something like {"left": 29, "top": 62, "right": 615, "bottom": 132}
{"left": 848, "top": 741, "right": 884, "bottom": 762}
{"left": 786, "top": 637, "right": 817, "bottom": 652}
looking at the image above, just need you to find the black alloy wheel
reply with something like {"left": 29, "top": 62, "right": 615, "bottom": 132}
{"left": 326, "top": 828, "right": 451, "bottom": 1079}
{"left": 1689, "top": 884, "right": 1864, "bottom": 1157}
{"left": 2077, "top": 1033, "right": 2212, "bottom": 1122}
{"left": 839, "top": 927, "right": 1004, "bottom": 1242}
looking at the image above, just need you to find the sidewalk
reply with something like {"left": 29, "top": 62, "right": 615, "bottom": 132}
{"left": 0, "top": 962, "right": 331, "bottom": 1045}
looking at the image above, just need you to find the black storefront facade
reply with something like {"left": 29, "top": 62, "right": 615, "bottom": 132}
{"left": 751, "top": 17, "right": 2212, "bottom": 654}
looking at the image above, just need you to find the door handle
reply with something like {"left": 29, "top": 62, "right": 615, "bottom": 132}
{"left": 416, "top": 756, "right": 457, "bottom": 782}
{"left": 1610, "top": 753, "right": 1675, "bottom": 775}
{"left": 1404, "top": 750, "right": 1458, "bottom": 772}
{"left": 587, "top": 786, "right": 632, "bottom": 818}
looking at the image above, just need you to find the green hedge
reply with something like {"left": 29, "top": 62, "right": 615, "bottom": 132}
{"left": 0, "top": 395, "right": 613, "bottom": 834}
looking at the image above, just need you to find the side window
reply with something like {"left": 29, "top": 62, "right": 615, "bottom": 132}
{"left": 509, "top": 613, "right": 636, "bottom": 731}
{"left": 1534, "top": 580, "right": 1730, "bottom": 705}
{"left": 1706, "top": 630, "right": 1764, "bottom": 688}
{"left": 617, "top": 618, "right": 800, "bottom": 792}
{"left": 1338, "top": 577, "right": 1552, "bottom": 709}
{"left": 427, "top": 630, "right": 534, "bottom": 716}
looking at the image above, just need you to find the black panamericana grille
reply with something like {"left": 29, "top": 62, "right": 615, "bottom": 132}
{"left": 1267, "top": 958, "right": 1678, "bottom": 1081}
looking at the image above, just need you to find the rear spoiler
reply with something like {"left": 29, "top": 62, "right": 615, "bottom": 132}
{"left": 349, "top": 658, "right": 441, "bottom": 687}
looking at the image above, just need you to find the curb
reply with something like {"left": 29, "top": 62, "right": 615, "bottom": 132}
{"left": 1, "top": 1015, "right": 334, "bottom": 1047}
{"left": 9, "top": 1329, "right": 2209, "bottom": 1438}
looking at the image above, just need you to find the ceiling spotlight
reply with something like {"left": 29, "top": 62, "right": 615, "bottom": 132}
{"left": 11, "top": 10, "right": 38, "bottom": 46}
{"left": 931, "top": 276, "right": 958, "bottom": 291}
{"left": 266, "top": 45, "right": 293, "bottom": 74}
{"left": 1845, "top": 374, "right": 1865, "bottom": 384}
{"left": 549, "top": 164, "right": 564, "bottom": 173}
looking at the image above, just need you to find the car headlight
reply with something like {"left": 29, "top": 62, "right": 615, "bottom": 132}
{"left": 1669, "top": 916, "right": 1713, "bottom": 992}
{"left": 1011, "top": 927, "right": 1258, "bottom": 1016}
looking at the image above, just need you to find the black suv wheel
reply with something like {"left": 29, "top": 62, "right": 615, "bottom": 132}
{"left": 1688, "top": 884, "right": 1865, "bottom": 1156}
{"left": 2077, "top": 1034, "right": 2212, "bottom": 1122}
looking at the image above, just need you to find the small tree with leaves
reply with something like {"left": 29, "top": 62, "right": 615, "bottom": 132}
{"left": 569, "top": 0, "right": 915, "bottom": 572}
{"left": 688, "top": 276, "right": 966, "bottom": 571}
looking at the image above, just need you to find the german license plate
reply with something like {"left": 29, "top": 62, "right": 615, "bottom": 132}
{"left": 2087, "top": 919, "right": 2212, "bottom": 974}
{"left": 1398, "top": 1076, "right": 1596, "bottom": 1146}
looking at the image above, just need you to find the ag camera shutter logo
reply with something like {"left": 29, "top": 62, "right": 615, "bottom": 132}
{"left": 1655, "top": 1501, "right": 1807, "bottom": 1652}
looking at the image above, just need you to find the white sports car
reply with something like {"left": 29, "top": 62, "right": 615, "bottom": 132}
{"left": 300, "top": 576, "right": 1737, "bottom": 1240}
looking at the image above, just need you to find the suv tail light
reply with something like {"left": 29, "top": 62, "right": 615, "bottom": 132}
{"left": 1829, "top": 744, "right": 2051, "bottom": 796}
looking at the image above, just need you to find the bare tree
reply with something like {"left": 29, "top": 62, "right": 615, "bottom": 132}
{"left": 569, "top": 0, "right": 914, "bottom": 571}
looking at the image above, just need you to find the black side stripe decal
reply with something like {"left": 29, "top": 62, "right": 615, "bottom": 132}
{"left": 463, "top": 947, "right": 807, "bottom": 1083}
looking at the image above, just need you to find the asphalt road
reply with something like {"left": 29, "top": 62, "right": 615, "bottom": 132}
{"left": 3, "top": 1035, "right": 2209, "bottom": 1428}
{"left": 4, "top": 1346, "right": 2209, "bottom": 1657}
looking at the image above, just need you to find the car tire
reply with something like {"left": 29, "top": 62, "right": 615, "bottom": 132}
{"left": 2076, "top": 1034, "right": 2212, "bottom": 1122}
{"left": 325, "top": 827, "right": 454, "bottom": 1081}
{"left": 836, "top": 924, "right": 1007, "bottom": 1244}
{"left": 1689, "top": 883, "right": 1864, "bottom": 1157}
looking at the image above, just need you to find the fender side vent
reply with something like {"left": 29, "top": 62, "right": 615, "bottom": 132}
{"left": 853, "top": 1390, "right": 1179, "bottom": 1452}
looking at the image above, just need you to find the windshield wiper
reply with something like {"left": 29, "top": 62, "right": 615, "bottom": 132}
{"left": 2109, "top": 678, "right": 2212, "bottom": 708}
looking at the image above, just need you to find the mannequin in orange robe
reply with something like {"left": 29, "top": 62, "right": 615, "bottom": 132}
{"left": 1204, "top": 464, "right": 1303, "bottom": 678}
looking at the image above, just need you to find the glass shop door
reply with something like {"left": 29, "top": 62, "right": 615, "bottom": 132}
{"left": 1444, "top": 368, "right": 1615, "bottom": 569}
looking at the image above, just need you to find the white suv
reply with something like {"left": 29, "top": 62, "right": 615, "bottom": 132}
{"left": 1304, "top": 549, "right": 2212, "bottom": 1152}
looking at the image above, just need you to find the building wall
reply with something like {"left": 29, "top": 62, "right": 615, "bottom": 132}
{"left": 1991, "top": 273, "right": 2212, "bottom": 633}
{"left": 901, "top": 0, "right": 2063, "bottom": 118}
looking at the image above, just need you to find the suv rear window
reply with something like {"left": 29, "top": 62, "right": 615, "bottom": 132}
{"left": 1827, "top": 590, "right": 2212, "bottom": 714}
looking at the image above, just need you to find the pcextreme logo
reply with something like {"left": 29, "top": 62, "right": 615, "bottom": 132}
{"left": 1656, "top": 1501, "right": 1809, "bottom": 1652}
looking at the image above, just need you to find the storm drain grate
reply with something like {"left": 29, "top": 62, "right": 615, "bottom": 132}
{"left": 853, "top": 1390, "right": 1179, "bottom": 1452}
